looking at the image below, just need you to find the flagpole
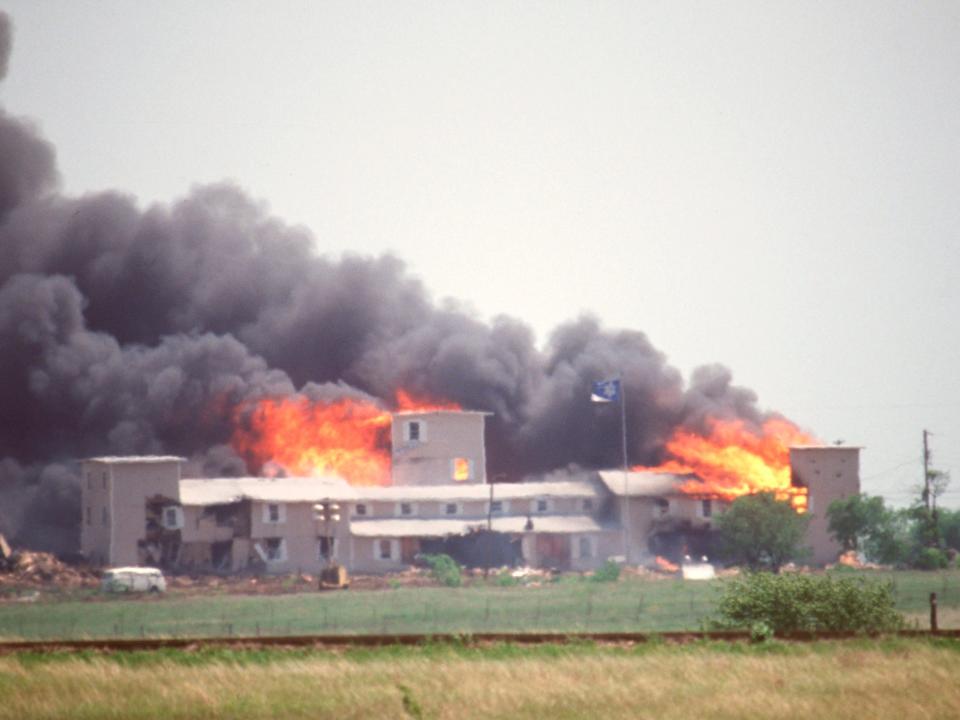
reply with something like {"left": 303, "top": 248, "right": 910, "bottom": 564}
{"left": 619, "top": 373, "right": 630, "bottom": 565}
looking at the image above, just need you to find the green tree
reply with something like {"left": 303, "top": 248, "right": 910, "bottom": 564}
{"left": 826, "top": 494, "right": 888, "bottom": 553}
{"left": 716, "top": 492, "right": 810, "bottom": 572}
{"left": 861, "top": 508, "right": 912, "bottom": 566}
{"left": 939, "top": 508, "right": 960, "bottom": 552}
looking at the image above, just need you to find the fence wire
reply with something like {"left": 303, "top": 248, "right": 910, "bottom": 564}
{"left": 1, "top": 572, "right": 958, "bottom": 641}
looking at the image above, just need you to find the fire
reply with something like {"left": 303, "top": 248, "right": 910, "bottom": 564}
{"left": 394, "top": 388, "right": 460, "bottom": 413}
{"left": 231, "top": 390, "right": 461, "bottom": 485}
{"left": 635, "top": 418, "right": 817, "bottom": 511}
{"left": 452, "top": 457, "right": 470, "bottom": 482}
{"left": 654, "top": 556, "right": 679, "bottom": 573}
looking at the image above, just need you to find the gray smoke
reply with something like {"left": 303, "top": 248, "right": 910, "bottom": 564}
{"left": 0, "top": 16, "right": 774, "bottom": 553}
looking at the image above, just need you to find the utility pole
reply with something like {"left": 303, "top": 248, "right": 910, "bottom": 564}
{"left": 923, "top": 429, "right": 931, "bottom": 513}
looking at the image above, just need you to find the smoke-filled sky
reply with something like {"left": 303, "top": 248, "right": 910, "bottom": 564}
{"left": 0, "top": 2, "right": 959, "bottom": 549}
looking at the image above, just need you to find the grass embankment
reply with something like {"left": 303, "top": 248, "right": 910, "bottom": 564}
{"left": 1, "top": 569, "right": 959, "bottom": 640}
{"left": 2, "top": 639, "right": 960, "bottom": 719}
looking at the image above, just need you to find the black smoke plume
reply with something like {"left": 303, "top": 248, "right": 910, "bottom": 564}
{"left": 0, "top": 11, "right": 771, "bottom": 553}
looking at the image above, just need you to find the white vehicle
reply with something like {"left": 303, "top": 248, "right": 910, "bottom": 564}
{"left": 100, "top": 567, "right": 167, "bottom": 593}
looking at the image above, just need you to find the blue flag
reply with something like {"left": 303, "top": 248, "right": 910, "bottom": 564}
{"left": 591, "top": 379, "right": 621, "bottom": 403}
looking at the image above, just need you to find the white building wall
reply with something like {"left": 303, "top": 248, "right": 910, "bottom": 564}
{"left": 82, "top": 459, "right": 181, "bottom": 567}
{"left": 391, "top": 411, "right": 488, "bottom": 486}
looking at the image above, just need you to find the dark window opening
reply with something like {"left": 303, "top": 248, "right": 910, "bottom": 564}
{"left": 318, "top": 536, "right": 336, "bottom": 560}
{"left": 265, "top": 538, "right": 284, "bottom": 561}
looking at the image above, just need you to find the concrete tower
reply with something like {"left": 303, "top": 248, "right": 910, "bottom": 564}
{"left": 789, "top": 445, "right": 861, "bottom": 565}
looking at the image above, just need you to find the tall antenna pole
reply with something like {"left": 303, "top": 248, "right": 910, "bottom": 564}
{"left": 923, "top": 429, "right": 931, "bottom": 513}
{"left": 620, "top": 373, "right": 631, "bottom": 565}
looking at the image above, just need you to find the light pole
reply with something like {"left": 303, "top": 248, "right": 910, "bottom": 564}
{"left": 312, "top": 500, "right": 341, "bottom": 567}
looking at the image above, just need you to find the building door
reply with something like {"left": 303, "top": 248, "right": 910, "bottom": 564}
{"left": 401, "top": 537, "right": 420, "bottom": 564}
{"left": 534, "top": 534, "right": 570, "bottom": 570}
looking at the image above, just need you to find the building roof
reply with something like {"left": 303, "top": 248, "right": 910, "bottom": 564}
{"left": 392, "top": 409, "right": 493, "bottom": 417}
{"left": 354, "top": 480, "right": 601, "bottom": 502}
{"left": 84, "top": 455, "right": 186, "bottom": 464}
{"left": 789, "top": 445, "right": 863, "bottom": 450}
{"left": 597, "top": 470, "right": 698, "bottom": 497}
{"left": 349, "top": 514, "right": 612, "bottom": 538}
{"left": 178, "top": 477, "right": 603, "bottom": 506}
{"left": 178, "top": 476, "right": 354, "bottom": 506}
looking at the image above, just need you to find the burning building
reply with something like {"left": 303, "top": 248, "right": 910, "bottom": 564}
{"left": 0, "top": 13, "right": 857, "bottom": 566}
{"left": 80, "top": 408, "right": 859, "bottom": 573}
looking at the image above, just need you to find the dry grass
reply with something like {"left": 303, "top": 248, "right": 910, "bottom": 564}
{"left": 2, "top": 641, "right": 960, "bottom": 719}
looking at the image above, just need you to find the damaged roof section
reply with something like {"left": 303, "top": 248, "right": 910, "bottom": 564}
{"left": 597, "top": 471, "right": 697, "bottom": 497}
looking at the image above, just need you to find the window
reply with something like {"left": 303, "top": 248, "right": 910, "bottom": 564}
{"left": 488, "top": 500, "right": 508, "bottom": 515}
{"left": 577, "top": 536, "right": 595, "bottom": 559}
{"left": 101, "top": 506, "right": 109, "bottom": 526}
{"left": 264, "top": 538, "right": 285, "bottom": 562}
{"left": 102, "top": 472, "right": 107, "bottom": 488}
{"left": 444, "top": 502, "right": 459, "bottom": 516}
{"left": 396, "top": 502, "right": 417, "bottom": 517}
{"left": 404, "top": 420, "right": 427, "bottom": 443}
{"left": 161, "top": 506, "right": 183, "bottom": 530}
{"left": 655, "top": 498, "right": 669, "bottom": 517}
{"left": 355, "top": 503, "right": 367, "bottom": 517}
{"left": 376, "top": 539, "right": 397, "bottom": 560}
{"left": 85, "top": 506, "right": 91, "bottom": 525}
{"left": 451, "top": 458, "right": 472, "bottom": 481}
{"left": 582, "top": 498, "right": 594, "bottom": 512}
{"left": 262, "top": 503, "right": 286, "bottom": 524}
{"left": 700, "top": 499, "right": 712, "bottom": 518}
{"left": 535, "top": 498, "right": 550, "bottom": 513}
{"left": 318, "top": 537, "right": 336, "bottom": 561}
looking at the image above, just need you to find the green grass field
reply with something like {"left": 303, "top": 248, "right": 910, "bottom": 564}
{"left": 1, "top": 569, "right": 959, "bottom": 640}
{"left": 3, "top": 639, "right": 960, "bottom": 719}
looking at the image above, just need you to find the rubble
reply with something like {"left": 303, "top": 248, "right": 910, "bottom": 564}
{"left": 0, "top": 549, "right": 101, "bottom": 594}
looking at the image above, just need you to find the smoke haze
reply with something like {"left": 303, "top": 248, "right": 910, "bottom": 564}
{"left": 0, "top": 11, "right": 779, "bottom": 553}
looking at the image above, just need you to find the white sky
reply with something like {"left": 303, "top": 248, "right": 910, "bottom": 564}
{"left": 2, "top": 1, "right": 959, "bottom": 507}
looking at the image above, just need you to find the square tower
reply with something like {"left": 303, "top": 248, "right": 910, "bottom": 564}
{"left": 79, "top": 456, "right": 183, "bottom": 566}
{"left": 789, "top": 445, "right": 861, "bottom": 565}
{"left": 390, "top": 410, "right": 490, "bottom": 486}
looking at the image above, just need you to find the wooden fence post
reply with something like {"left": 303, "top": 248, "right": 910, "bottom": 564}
{"left": 930, "top": 592, "right": 938, "bottom": 633}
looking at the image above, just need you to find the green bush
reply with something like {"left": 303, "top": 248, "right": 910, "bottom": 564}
{"left": 713, "top": 572, "right": 904, "bottom": 636}
{"left": 421, "top": 554, "right": 462, "bottom": 588}
{"left": 914, "top": 547, "right": 949, "bottom": 570}
{"left": 589, "top": 560, "right": 621, "bottom": 583}
{"left": 494, "top": 570, "right": 520, "bottom": 587}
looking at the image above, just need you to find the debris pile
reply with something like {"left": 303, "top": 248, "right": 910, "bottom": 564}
{"left": 0, "top": 546, "right": 100, "bottom": 592}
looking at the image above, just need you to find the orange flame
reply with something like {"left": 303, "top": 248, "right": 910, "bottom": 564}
{"left": 231, "top": 391, "right": 461, "bottom": 485}
{"left": 635, "top": 418, "right": 817, "bottom": 511}
{"left": 654, "top": 556, "right": 679, "bottom": 573}
{"left": 395, "top": 388, "right": 461, "bottom": 413}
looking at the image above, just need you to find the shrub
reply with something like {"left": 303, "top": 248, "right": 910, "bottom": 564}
{"left": 713, "top": 572, "right": 904, "bottom": 635}
{"left": 589, "top": 560, "right": 621, "bottom": 583}
{"left": 421, "top": 554, "right": 462, "bottom": 587}
{"left": 914, "top": 547, "right": 949, "bottom": 570}
{"left": 494, "top": 570, "right": 520, "bottom": 587}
